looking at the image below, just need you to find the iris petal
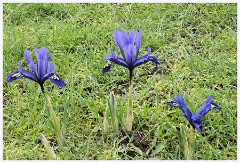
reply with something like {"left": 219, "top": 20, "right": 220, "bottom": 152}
{"left": 20, "top": 69, "right": 39, "bottom": 82}
{"left": 191, "top": 120, "right": 203, "bottom": 132}
{"left": 7, "top": 70, "right": 23, "bottom": 82}
{"left": 35, "top": 46, "right": 48, "bottom": 79}
{"left": 47, "top": 55, "right": 52, "bottom": 61}
{"left": 211, "top": 101, "right": 221, "bottom": 110}
{"left": 102, "top": 64, "right": 111, "bottom": 74}
{"left": 122, "top": 31, "right": 129, "bottom": 47}
{"left": 24, "top": 49, "right": 37, "bottom": 74}
{"left": 103, "top": 50, "right": 128, "bottom": 69}
{"left": 47, "top": 62, "right": 55, "bottom": 73}
{"left": 192, "top": 96, "right": 222, "bottom": 128}
{"left": 111, "top": 57, "right": 128, "bottom": 68}
{"left": 133, "top": 47, "right": 152, "bottom": 68}
{"left": 114, "top": 30, "right": 125, "bottom": 59}
{"left": 135, "top": 29, "right": 143, "bottom": 59}
{"left": 173, "top": 94, "right": 193, "bottom": 119}
{"left": 129, "top": 30, "right": 136, "bottom": 45}
{"left": 17, "top": 61, "right": 38, "bottom": 81}
{"left": 18, "top": 61, "right": 23, "bottom": 70}
{"left": 49, "top": 73, "right": 66, "bottom": 87}
{"left": 104, "top": 55, "right": 112, "bottom": 61}
{"left": 165, "top": 101, "right": 180, "bottom": 108}
{"left": 41, "top": 72, "right": 54, "bottom": 83}
{"left": 195, "top": 96, "right": 213, "bottom": 120}
{"left": 114, "top": 30, "right": 124, "bottom": 48}
{"left": 148, "top": 55, "right": 159, "bottom": 65}
{"left": 133, "top": 54, "right": 149, "bottom": 68}
{"left": 125, "top": 44, "right": 135, "bottom": 66}
{"left": 104, "top": 49, "right": 117, "bottom": 61}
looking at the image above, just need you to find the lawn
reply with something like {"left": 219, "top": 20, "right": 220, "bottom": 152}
{"left": 3, "top": 3, "right": 237, "bottom": 160}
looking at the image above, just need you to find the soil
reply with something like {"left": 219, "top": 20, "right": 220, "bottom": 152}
{"left": 117, "top": 129, "right": 153, "bottom": 159}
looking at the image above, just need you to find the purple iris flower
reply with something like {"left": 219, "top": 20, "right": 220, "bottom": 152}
{"left": 166, "top": 94, "right": 221, "bottom": 132}
{"left": 102, "top": 29, "right": 159, "bottom": 84}
{"left": 7, "top": 46, "right": 66, "bottom": 93}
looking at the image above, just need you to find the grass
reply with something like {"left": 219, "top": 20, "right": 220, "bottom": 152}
{"left": 3, "top": 3, "right": 237, "bottom": 160}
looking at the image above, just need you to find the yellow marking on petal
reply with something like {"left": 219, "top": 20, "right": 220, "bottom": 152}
{"left": 172, "top": 102, "right": 180, "bottom": 107}
{"left": 12, "top": 73, "right": 22, "bottom": 78}
{"left": 51, "top": 74, "right": 59, "bottom": 80}
{"left": 104, "top": 61, "right": 112, "bottom": 68}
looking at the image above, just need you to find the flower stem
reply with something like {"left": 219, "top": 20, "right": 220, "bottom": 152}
{"left": 187, "top": 125, "right": 196, "bottom": 160}
{"left": 129, "top": 70, "right": 133, "bottom": 85}
{"left": 44, "top": 93, "right": 65, "bottom": 148}
{"left": 125, "top": 82, "right": 133, "bottom": 131}
{"left": 40, "top": 84, "right": 44, "bottom": 93}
